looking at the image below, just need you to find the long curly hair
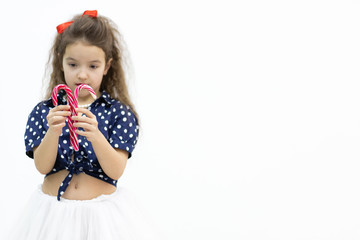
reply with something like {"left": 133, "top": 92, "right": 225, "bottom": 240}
{"left": 44, "top": 12, "right": 139, "bottom": 124}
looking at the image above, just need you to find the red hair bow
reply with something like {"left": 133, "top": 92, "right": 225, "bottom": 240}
{"left": 56, "top": 10, "right": 98, "bottom": 34}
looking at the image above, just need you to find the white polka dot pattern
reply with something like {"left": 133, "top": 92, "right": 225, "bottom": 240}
{"left": 24, "top": 90, "right": 139, "bottom": 201}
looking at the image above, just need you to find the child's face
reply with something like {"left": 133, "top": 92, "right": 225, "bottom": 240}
{"left": 62, "top": 41, "right": 112, "bottom": 104}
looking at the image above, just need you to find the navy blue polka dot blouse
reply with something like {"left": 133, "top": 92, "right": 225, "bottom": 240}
{"left": 24, "top": 90, "right": 139, "bottom": 201}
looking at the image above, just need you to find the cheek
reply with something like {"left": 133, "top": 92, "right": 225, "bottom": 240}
{"left": 63, "top": 67, "right": 73, "bottom": 75}
{"left": 94, "top": 70, "right": 105, "bottom": 80}
{"left": 63, "top": 70, "right": 69, "bottom": 79}
{"left": 93, "top": 73, "right": 104, "bottom": 87}
{"left": 63, "top": 69, "right": 74, "bottom": 83}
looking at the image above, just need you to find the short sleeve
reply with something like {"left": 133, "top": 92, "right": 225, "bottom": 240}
{"left": 108, "top": 105, "right": 139, "bottom": 159}
{"left": 24, "top": 103, "right": 49, "bottom": 158}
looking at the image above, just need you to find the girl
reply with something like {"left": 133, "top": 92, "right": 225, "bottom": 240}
{"left": 9, "top": 10, "right": 159, "bottom": 240}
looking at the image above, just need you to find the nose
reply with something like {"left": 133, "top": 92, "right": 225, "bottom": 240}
{"left": 77, "top": 68, "right": 88, "bottom": 80}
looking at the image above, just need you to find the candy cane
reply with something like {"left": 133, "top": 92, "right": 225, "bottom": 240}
{"left": 52, "top": 84, "right": 97, "bottom": 151}
{"left": 74, "top": 84, "right": 97, "bottom": 108}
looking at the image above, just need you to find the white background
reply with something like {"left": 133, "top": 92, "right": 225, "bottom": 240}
{"left": 1, "top": 0, "right": 360, "bottom": 239}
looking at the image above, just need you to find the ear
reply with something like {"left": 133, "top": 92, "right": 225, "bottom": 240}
{"left": 103, "top": 58, "right": 113, "bottom": 75}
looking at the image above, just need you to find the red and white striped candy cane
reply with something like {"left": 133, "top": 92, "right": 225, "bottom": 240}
{"left": 74, "top": 84, "right": 97, "bottom": 108}
{"left": 52, "top": 84, "right": 97, "bottom": 151}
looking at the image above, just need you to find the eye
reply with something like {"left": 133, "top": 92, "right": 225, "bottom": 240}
{"left": 68, "top": 63, "right": 77, "bottom": 68}
{"left": 90, "top": 65, "right": 98, "bottom": 69}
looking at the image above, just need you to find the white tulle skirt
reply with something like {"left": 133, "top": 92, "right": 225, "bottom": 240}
{"left": 8, "top": 185, "right": 161, "bottom": 240}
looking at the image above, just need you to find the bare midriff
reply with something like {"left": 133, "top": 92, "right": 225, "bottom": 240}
{"left": 42, "top": 169, "right": 116, "bottom": 200}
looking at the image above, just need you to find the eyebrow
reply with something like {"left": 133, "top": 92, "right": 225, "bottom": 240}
{"left": 65, "top": 57, "right": 102, "bottom": 63}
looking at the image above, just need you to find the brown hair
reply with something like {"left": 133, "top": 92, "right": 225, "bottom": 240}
{"left": 45, "top": 13, "right": 140, "bottom": 125}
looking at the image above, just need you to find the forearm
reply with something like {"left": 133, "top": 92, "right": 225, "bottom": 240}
{"left": 33, "top": 131, "right": 59, "bottom": 175}
{"left": 91, "top": 132, "right": 127, "bottom": 180}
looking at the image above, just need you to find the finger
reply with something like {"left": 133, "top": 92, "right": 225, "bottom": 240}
{"left": 52, "top": 111, "right": 71, "bottom": 117}
{"left": 50, "top": 105, "right": 70, "bottom": 112}
{"left": 75, "top": 108, "right": 96, "bottom": 118}
{"left": 49, "top": 108, "right": 71, "bottom": 114}
{"left": 53, "top": 122, "right": 66, "bottom": 128}
{"left": 71, "top": 115, "right": 94, "bottom": 123}
{"left": 47, "top": 112, "right": 70, "bottom": 123}
{"left": 73, "top": 122, "right": 97, "bottom": 130}
{"left": 47, "top": 111, "right": 68, "bottom": 119}
{"left": 52, "top": 121, "right": 67, "bottom": 128}
{"left": 48, "top": 116, "right": 68, "bottom": 125}
{"left": 75, "top": 129, "right": 89, "bottom": 137}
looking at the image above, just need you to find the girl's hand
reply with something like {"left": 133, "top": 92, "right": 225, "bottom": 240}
{"left": 72, "top": 108, "right": 102, "bottom": 142}
{"left": 46, "top": 105, "right": 71, "bottom": 136}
